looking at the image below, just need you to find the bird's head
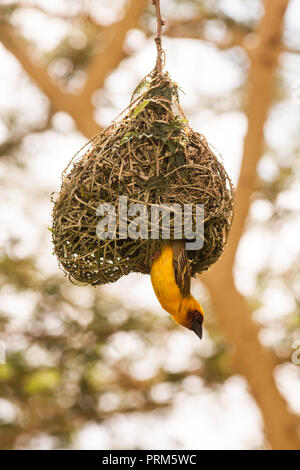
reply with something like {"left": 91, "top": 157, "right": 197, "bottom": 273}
{"left": 174, "top": 296, "right": 204, "bottom": 340}
{"left": 186, "top": 308, "right": 204, "bottom": 340}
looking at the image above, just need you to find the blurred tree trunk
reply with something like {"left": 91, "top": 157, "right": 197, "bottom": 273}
{"left": 202, "top": 0, "right": 300, "bottom": 450}
{"left": 0, "top": 0, "right": 149, "bottom": 138}
{"left": 1, "top": 0, "right": 299, "bottom": 450}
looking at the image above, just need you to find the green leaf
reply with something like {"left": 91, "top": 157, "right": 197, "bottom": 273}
{"left": 80, "top": 185, "right": 90, "bottom": 199}
{"left": 133, "top": 99, "right": 150, "bottom": 118}
{"left": 130, "top": 77, "right": 150, "bottom": 102}
{"left": 0, "top": 364, "right": 15, "bottom": 381}
{"left": 119, "top": 132, "right": 136, "bottom": 146}
{"left": 146, "top": 176, "right": 167, "bottom": 189}
{"left": 23, "top": 369, "right": 61, "bottom": 394}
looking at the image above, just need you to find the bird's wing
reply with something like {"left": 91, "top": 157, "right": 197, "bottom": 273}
{"left": 172, "top": 240, "right": 191, "bottom": 297}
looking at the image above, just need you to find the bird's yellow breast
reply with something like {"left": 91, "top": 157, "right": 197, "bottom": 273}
{"left": 150, "top": 244, "right": 183, "bottom": 315}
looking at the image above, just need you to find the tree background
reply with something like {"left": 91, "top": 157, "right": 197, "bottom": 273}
{"left": 0, "top": 0, "right": 300, "bottom": 450}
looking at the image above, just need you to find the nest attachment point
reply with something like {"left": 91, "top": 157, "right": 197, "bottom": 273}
{"left": 52, "top": 72, "right": 234, "bottom": 286}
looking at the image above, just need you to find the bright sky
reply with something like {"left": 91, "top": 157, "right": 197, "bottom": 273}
{"left": 0, "top": 0, "right": 300, "bottom": 450}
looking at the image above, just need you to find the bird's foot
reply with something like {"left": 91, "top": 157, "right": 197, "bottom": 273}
{"left": 151, "top": 250, "right": 160, "bottom": 261}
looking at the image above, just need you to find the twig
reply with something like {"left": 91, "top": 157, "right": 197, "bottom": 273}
{"left": 152, "top": 0, "right": 165, "bottom": 73}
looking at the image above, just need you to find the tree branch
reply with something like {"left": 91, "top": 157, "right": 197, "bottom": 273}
{"left": 0, "top": 23, "right": 100, "bottom": 138}
{"left": 81, "top": 0, "right": 149, "bottom": 104}
{"left": 201, "top": 0, "right": 300, "bottom": 450}
{"left": 164, "top": 15, "right": 249, "bottom": 50}
{"left": 152, "top": 0, "right": 165, "bottom": 73}
{"left": 0, "top": 111, "right": 53, "bottom": 158}
{"left": 0, "top": 0, "right": 149, "bottom": 138}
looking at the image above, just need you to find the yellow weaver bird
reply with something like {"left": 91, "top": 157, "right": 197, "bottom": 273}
{"left": 150, "top": 240, "right": 204, "bottom": 340}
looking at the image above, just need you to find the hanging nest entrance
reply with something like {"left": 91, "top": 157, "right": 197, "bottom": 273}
{"left": 51, "top": 72, "right": 234, "bottom": 286}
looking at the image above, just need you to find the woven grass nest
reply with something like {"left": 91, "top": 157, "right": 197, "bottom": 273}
{"left": 52, "top": 72, "right": 234, "bottom": 286}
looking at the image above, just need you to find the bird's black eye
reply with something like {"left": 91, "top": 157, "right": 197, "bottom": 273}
{"left": 191, "top": 311, "right": 203, "bottom": 340}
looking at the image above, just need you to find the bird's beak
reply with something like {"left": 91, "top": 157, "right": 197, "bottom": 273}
{"left": 192, "top": 317, "right": 203, "bottom": 340}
